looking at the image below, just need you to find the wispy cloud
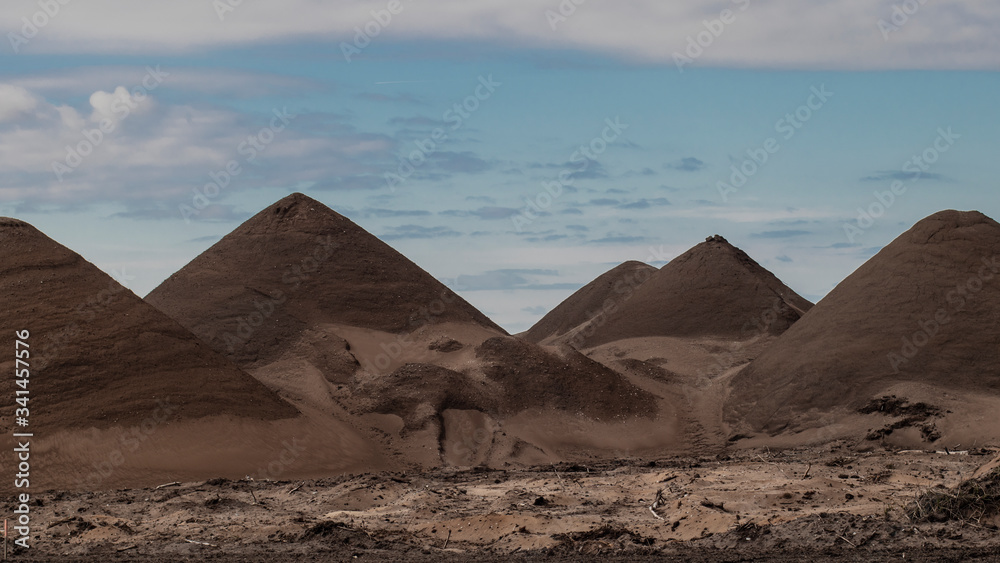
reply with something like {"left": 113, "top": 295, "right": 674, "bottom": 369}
{"left": 750, "top": 229, "right": 812, "bottom": 239}
{"left": 358, "top": 92, "right": 425, "bottom": 105}
{"left": 3, "top": 1, "right": 995, "bottom": 69}
{"left": 665, "top": 157, "right": 706, "bottom": 172}
{"left": 455, "top": 268, "right": 578, "bottom": 291}
{"left": 860, "top": 170, "right": 947, "bottom": 182}
{"left": 442, "top": 206, "right": 521, "bottom": 220}
{"left": 361, "top": 208, "right": 433, "bottom": 218}
{"left": 588, "top": 234, "right": 647, "bottom": 244}
{"left": 617, "top": 198, "right": 671, "bottom": 210}
{"left": 380, "top": 224, "right": 462, "bottom": 240}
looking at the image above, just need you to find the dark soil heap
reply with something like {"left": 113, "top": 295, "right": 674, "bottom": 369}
{"left": 521, "top": 261, "right": 656, "bottom": 344}
{"left": 367, "top": 363, "right": 500, "bottom": 431}
{"left": 0, "top": 218, "right": 297, "bottom": 430}
{"left": 475, "top": 337, "right": 658, "bottom": 420}
{"left": 727, "top": 210, "right": 1000, "bottom": 433}
{"left": 146, "top": 193, "right": 505, "bottom": 366}
{"left": 581, "top": 236, "right": 812, "bottom": 347}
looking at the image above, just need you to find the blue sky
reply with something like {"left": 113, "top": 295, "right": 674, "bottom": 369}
{"left": 1, "top": 1, "right": 998, "bottom": 332}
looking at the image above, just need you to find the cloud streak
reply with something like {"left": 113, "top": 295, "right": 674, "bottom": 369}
{"left": 2, "top": 1, "right": 997, "bottom": 69}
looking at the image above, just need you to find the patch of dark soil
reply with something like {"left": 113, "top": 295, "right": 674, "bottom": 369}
{"left": 860, "top": 396, "right": 943, "bottom": 442}
{"left": 615, "top": 358, "right": 678, "bottom": 382}
{"left": 859, "top": 396, "right": 942, "bottom": 418}
{"left": 428, "top": 338, "right": 464, "bottom": 353}
{"left": 550, "top": 525, "right": 657, "bottom": 556}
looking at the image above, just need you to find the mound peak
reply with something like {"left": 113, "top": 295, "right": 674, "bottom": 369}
{"left": 903, "top": 209, "right": 996, "bottom": 243}
{"left": 233, "top": 192, "right": 348, "bottom": 236}
{"left": 579, "top": 237, "right": 812, "bottom": 347}
{"left": 0, "top": 217, "right": 30, "bottom": 229}
{"left": 0, "top": 218, "right": 297, "bottom": 430}
{"left": 147, "top": 193, "right": 505, "bottom": 367}
{"left": 727, "top": 210, "right": 1000, "bottom": 434}
{"left": 521, "top": 261, "right": 656, "bottom": 344}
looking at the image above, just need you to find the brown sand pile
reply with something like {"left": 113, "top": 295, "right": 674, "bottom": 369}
{"left": 520, "top": 261, "right": 656, "bottom": 344}
{"left": 727, "top": 210, "right": 1000, "bottom": 434}
{"left": 146, "top": 194, "right": 665, "bottom": 467}
{"left": 475, "top": 336, "right": 658, "bottom": 421}
{"left": 0, "top": 218, "right": 297, "bottom": 431}
{"left": 580, "top": 236, "right": 813, "bottom": 347}
{"left": 146, "top": 193, "right": 505, "bottom": 369}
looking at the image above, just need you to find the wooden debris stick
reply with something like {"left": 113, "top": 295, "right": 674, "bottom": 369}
{"left": 649, "top": 488, "right": 666, "bottom": 520}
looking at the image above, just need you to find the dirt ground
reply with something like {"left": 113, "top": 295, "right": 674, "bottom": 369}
{"left": 6, "top": 444, "right": 999, "bottom": 562}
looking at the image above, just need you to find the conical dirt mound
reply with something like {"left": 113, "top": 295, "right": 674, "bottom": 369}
{"left": 727, "top": 210, "right": 1000, "bottom": 433}
{"left": 581, "top": 236, "right": 813, "bottom": 347}
{"left": 146, "top": 193, "right": 505, "bottom": 366}
{"left": 0, "top": 218, "right": 297, "bottom": 430}
{"left": 521, "top": 261, "right": 656, "bottom": 344}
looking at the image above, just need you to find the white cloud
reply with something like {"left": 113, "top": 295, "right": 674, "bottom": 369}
{"left": 88, "top": 86, "right": 139, "bottom": 122}
{"left": 0, "top": 82, "right": 395, "bottom": 210}
{"left": 1, "top": 0, "right": 998, "bottom": 69}
{"left": 0, "top": 84, "right": 39, "bottom": 122}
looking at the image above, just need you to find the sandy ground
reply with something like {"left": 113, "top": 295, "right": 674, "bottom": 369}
{"left": 7, "top": 445, "right": 998, "bottom": 562}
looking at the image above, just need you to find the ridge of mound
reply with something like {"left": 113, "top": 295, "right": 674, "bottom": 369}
{"left": 726, "top": 210, "right": 1000, "bottom": 433}
{"left": 146, "top": 193, "right": 505, "bottom": 367}
{"left": 581, "top": 236, "right": 813, "bottom": 347}
{"left": 0, "top": 219, "right": 297, "bottom": 430}
{"left": 521, "top": 261, "right": 656, "bottom": 344}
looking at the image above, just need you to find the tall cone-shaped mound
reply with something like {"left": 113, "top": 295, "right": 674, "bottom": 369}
{"left": 521, "top": 261, "right": 657, "bottom": 344}
{"left": 0, "top": 218, "right": 297, "bottom": 430}
{"left": 146, "top": 193, "right": 505, "bottom": 366}
{"left": 581, "top": 236, "right": 813, "bottom": 347}
{"left": 727, "top": 210, "right": 1000, "bottom": 433}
